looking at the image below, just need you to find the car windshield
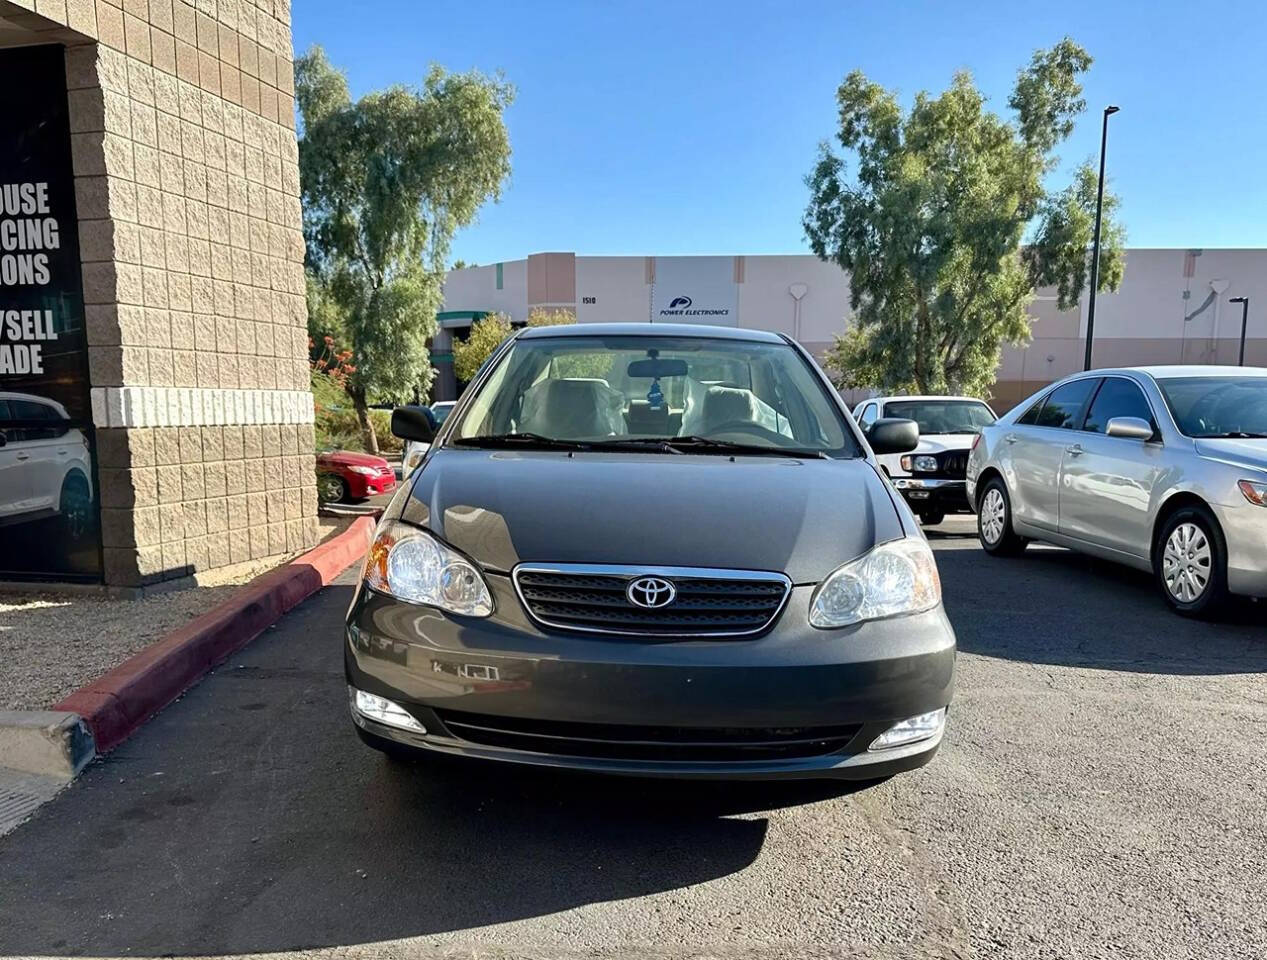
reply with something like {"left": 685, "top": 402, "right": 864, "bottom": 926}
{"left": 883, "top": 400, "right": 996, "bottom": 434}
{"left": 451, "top": 334, "right": 859, "bottom": 456}
{"left": 1157, "top": 376, "right": 1267, "bottom": 438}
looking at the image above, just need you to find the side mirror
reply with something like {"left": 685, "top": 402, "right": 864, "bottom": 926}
{"left": 1105, "top": 416, "right": 1155, "bottom": 441}
{"left": 867, "top": 417, "right": 920, "bottom": 455}
{"left": 391, "top": 405, "right": 437, "bottom": 443}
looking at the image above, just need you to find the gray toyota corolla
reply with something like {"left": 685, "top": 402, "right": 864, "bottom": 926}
{"left": 345, "top": 323, "right": 955, "bottom": 780}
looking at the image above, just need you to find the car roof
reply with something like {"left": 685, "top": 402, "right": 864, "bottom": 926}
{"left": 869, "top": 395, "right": 992, "bottom": 404}
{"left": 0, "top": 391, "right": 57, "bottom": 403}
{"left": 515, "top": 322, "right": 787, "bottom": 344}
{"left": 1110, "top": 365, "right": 1267, "bottom": 379}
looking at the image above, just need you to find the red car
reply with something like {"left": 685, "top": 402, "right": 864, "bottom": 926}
{"left": 316, "top": 450, "right": 397, "bottom": 503}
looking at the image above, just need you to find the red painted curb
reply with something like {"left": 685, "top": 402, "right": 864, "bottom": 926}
{"left": 54, "top": 514, "right": 378, "bottom": 754}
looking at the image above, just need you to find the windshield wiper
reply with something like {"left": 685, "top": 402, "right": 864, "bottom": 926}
{"left": 454, "top": 432, "right": 590, "bottom": 450}
{"left": 1204, "top": 431, "right": 1267, "bottom": 439}
{"left": 658, "top": 435, "right": 831, "bottom": 459}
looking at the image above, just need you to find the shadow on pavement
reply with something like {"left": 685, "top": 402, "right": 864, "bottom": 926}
{"left": 0, "top": 581, "right": 867, "bottom": 956}
{"left": 940, "top": 539, "right": 1267, "bottom": 675}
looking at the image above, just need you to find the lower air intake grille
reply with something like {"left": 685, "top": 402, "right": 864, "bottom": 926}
{"left": 436, "top": 710, "right": 862, "bottom": 762}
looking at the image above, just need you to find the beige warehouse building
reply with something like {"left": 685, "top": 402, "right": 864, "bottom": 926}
{"left": 437, "top": 248, "right": 1267, "bottom": 410}
{"left": 0, "top": 0, "right": 316, "bottom": 587}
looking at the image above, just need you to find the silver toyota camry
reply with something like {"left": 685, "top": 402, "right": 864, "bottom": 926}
{"left": 967, "top": 366, "right": 1267, "bottom": 616}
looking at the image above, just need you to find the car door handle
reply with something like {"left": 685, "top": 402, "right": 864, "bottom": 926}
{"left": 1065, "top": 444, "right": 1083, "bottom": 456}
{"left": 15, "top": 453, "right": 30, "bottom": 461}
{"left": 1004, "top": 434, "right": 1018, "bottom": 444}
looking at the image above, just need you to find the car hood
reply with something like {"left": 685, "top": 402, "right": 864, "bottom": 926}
{"left": 318, "top": 449, "right": 389, "bottom": 469}
{"left": 1194, "top": 438, "right": 1267, "bottom": 474}
{"left": 398, "top": 449, "right": 904, "bottom": 583}
{"left": 913, "top": 433, "right": 979, "bottom": 454}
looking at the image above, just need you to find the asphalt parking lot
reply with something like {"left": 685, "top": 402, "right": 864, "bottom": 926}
{"left": 2, "top": 517, "right": 1265, "bottom": 959}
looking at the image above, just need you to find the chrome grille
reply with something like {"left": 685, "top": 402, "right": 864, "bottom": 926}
{"left": 513, "top": 564, "right": 791, "bottom": 638}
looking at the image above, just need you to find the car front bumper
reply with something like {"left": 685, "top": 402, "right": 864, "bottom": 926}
{"left": 891, "top": 477, "right": 971, "bottom": 513}
{"left": 344, "top": 576, "right": 956, "bottom": 780}
{"left": 1211, "top": 499, "right": 1267, "bottom": 598}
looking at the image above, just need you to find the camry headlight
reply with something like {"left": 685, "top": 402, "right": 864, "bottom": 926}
{"left": 1239, "top": 479, "right": 1267, "bottom": 506}
{"left": 364, "top": 521, "right": 493, "bottom": 617}
{"left": 900, "top": 455, "right": 939, "bottom": 473}
{"left": 349, "top": 465, "right": 379, "bottom": 476}
{"left": 809, "top": 537, "right": 941, "bottom": 628}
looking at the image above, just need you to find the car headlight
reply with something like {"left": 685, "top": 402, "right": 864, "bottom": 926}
{"left": 364, "top": 521, "right": 493, "bottom": 617}
{"left": 349, "top": 465, "right": 379, "bottom": 476}
{"left": 1239, "top": 479, "right": 1267, "bottom": 506}
{"left": 809, "top": 537, "right": 941, "bottom": 628}
{"left": 899, "top": 455, "right": 939, "bottom": 473}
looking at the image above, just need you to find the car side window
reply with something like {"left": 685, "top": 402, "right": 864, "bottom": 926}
{"left": 12, "top": 399, "right": 61, "bottom": 441}
{"left": 858, "top": 403, "right": 878, "bottom": 429}
{"left": 1017, "top": 395, "right": 1047, "bottom": 425}
{"left": 1035, "top": 379, "right": 1098, "bottom": 430}
{"left": 1082, "top": 377, "right": 1155, "bottom": 434}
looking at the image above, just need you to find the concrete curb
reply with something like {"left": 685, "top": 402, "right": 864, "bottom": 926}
{"left": 49, "top": 514, "right": 377, "bottom": 757}
{"left": 0, "top": 711, "right": 95, "bottom": 779}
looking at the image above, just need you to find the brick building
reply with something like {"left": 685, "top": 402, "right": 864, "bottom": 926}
{"left": 0, "top": 0, "right": 317, "bottom": 587}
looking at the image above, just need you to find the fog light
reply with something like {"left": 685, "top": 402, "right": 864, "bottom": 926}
{"left": 349, "top": 686, "right": 426, "bottom": 733}
{"left": 868, "top": 708, "right": 945, "bottom": 751}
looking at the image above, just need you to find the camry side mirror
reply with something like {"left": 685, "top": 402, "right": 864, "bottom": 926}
{"left": 867, "top": 417, "right": 920, "bottom": 455}
{"left": 1105, "top": 416, "right": 1156, "bottom": 441}
{"left": 391, "top": 405, "right": 438, "bottom": 443}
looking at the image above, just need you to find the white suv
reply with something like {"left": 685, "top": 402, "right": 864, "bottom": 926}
{"left": 0, "top": 391, "right": 95, "bottom": 539}
{"left": 853, "top": 395, "right": 997, "bottom": 524}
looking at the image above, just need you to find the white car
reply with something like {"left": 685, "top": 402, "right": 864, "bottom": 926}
{"left": 853, "top": 395, "right": 997, "bottom": 524}
{"left": 0, "top": 391, "right": 95, "bottom": 539}
{"left": 401, "top": 400, "right": 456, "bottom": 478}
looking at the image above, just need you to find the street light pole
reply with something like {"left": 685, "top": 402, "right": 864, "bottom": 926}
{"left": 1230, "top": 296, "right": 1250, "bottom": 366}
{"left": 1083, "top": 105, "right": 1120, "bottom": 371}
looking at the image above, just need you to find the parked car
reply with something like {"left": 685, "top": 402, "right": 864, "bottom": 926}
{"left": 401, "top": 401, "right": 456, "bottom": 478}
{"left": 0, "top": 391, "right": 95, "bottom": 539}
{"left": 853, "top": 395, "right": 997, "bottom": 524}
{"left": 316, "top": 449, "right": 396, "bottom": 503}
{"left": 967, "top": 365, "right": 1267, "bottom": 616}
{"left": 345, "top": 323, "right": 956, "bottom": 780}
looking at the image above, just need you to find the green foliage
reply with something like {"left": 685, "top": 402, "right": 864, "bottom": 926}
{"left": 312, "top": 369, "right": 402, "bottom": 454}
{"left": 805, "top": 38, "right": 1124, "bottom": 398}
{"left": 453, "top": 312, "right": 513, "bottom": 382}
{"left": 296, "top": 46, "right": 513, "bottom": 450}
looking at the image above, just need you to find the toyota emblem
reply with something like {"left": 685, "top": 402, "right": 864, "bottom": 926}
{"left": 626, "top": 576, "right": 676, "bottom": 609}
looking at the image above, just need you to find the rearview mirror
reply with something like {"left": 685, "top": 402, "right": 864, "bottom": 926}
{"left": 627, "top": 357, "right": 688, "bottom": 378}
{"left": 391, "top": 405, "right": 437, "bottom": 443}
{"left": 1105, "top": 416, "right": 1155, "bottom": 441}
{"left": 867, "top": 418, "right": 920, "bottom": 455}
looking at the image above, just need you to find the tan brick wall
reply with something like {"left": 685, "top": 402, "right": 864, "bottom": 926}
{"left": 3, "top": 0, "right": 318, "bottom": 585}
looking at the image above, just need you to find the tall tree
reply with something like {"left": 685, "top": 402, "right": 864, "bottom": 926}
{"left": 296, "top": 47, "right": 513, "bottom": 451}
{"left": 804, "top": 39, "right": 1125, "bottom": 398}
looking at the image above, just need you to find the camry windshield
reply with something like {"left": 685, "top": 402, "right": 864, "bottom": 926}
{"left": 452, "top": 335, "right": 859, "bottom": 456}
{"left": 1157, "top": 377, "right": 1267, "bottom": 438}
{"left": 883, "top": 400, "right": 996, "bottom": 434}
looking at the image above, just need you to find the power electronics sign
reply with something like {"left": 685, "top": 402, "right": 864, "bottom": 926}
{"left": 651, "top": 256, "right": 738, "bottom": 325}
{"left": 0, "top": 45, "right": 100, "bottom": 582}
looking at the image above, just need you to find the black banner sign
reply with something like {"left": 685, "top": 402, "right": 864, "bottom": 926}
{"left": 0, "top": 45, "right": 101, "bottom": 582}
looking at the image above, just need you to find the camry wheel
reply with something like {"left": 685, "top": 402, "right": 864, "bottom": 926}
{"left": 1157, "top": 506, "right": 1227, "bottom": 617}
{"left": 318, "top": 472, "right": 349, "bottom": 504}
{"left": 920, "top": 511, "right": 945, "bottom": 526}
{"left": 977, "top": 478, "right": 1027, "bottom": 556}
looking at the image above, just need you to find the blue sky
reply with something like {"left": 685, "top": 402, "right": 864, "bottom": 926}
{"left": 292, "top": 0, "right": 1267, "bottom": 264}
